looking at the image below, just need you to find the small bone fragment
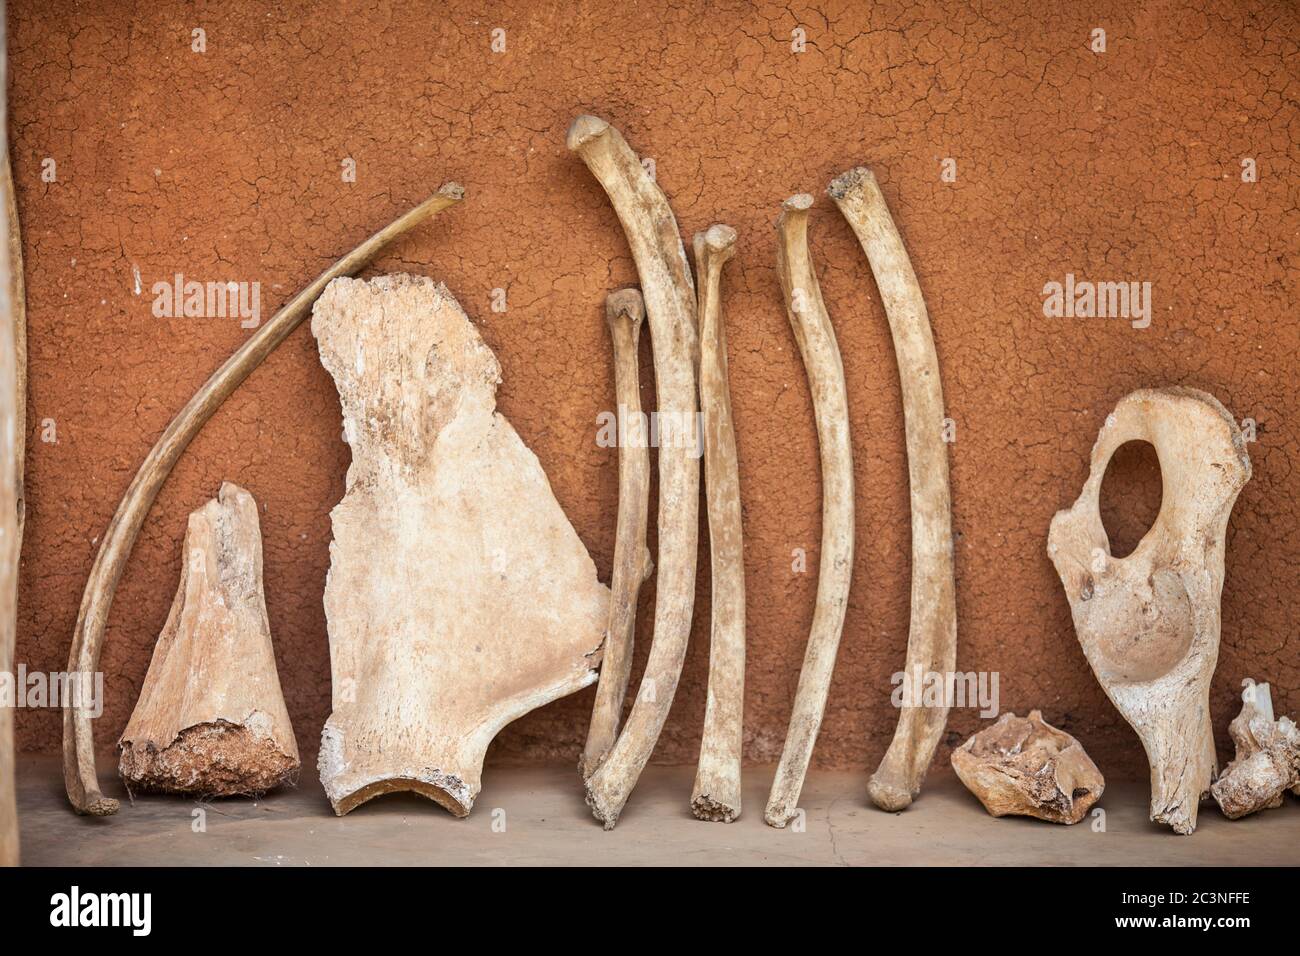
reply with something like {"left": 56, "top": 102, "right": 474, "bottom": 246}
{"left": 765, "top": 195, "right": 855, "bottom": 828}
{"left": 63, "top": 186, "right": 462, "bottom": 816}
{"left": 691, "top": 224, "right": 745, "bottom": 823}
{"left": 0, "top": 48, "right": 20, "bottom": 863}
{"left": 1211, "top": 679, "right": 1300, "bottom": 820}
{"left": 1048, "top": 387, "right": 1251, "bottom": 834}
{"left": 568, "top": 115, "right": 701, "bottom": 828}
{"left": 313, "top": 274, "right": 608, "bottom": 817}
{"left": 951, "top": 711, "right": 1104, "bottom": 824}
{"left": 118, "top": 483, "right": 299, "bottom": 795}
{"left": 829, "top": 167, "right": 957, "bottom": 813}
{"left": 581, "top": 289, "right": 653, "bottom": 780}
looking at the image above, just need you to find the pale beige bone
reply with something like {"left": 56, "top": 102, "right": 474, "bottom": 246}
{"left": 765, "top": 194, "right": 855, "bottom": 828}
{"left": 951, "top": 710, "right": 1104, "bottom": 824}
{"left": 1211, "top": 679, "right": 1300, "bottom": 820}
{"left": 63, "top": 186, "right": 464, "bottom": 816}
{"left": 568, "top": 114, "right": 701, "bottom": 829}
{"left": 580, "top": 288, "right": 653, "bottom": 780}
{"left": 3, "top": 151, "right": 22, "bottom": 546}
{"left": 1048, "top": 387, "right": 1251, "bottom": 834}
{"left": 119, "top": 483, "right": 299, "bottom": 795}
{"left": 313, "top": 274, "right": 608, "bottom": 817}
{"left": 690, "top": 224, "right": 745, "bottom": 823}
{"left": 0, "top": 26, "right": 20, "bottom": 862}
{"left": 829, "top": 167, "right": 956, "bottom": 813}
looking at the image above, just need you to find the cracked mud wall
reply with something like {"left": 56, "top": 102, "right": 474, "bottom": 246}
{"left": 8, "top": 1, "right": 1298, "bottom": 780}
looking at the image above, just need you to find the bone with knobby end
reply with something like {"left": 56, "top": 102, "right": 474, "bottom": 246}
{"left": 690, "top": 224, "right": 745, "bottom": 823}
{"left": 1048, "top": 387, "right": 1251, "bottom": 834}
{"left": 0, "top": 26, "right": 20, "bottom": 861}
{"left": 118, "top": 483, "right": 300, "bottom": 796}
{"left": 62, "top": 184, "right": 464, "bottom": 816}
{"left": 765, "top": 194, "right": 855, "bottom": 828}
{"left": 581, "top": 288, "right": 653, "bottom": 780}
{"left": 567, "top": 114, "right": 700, "bottom": 829}
{"left": 829, "top": 167, "right": 956, "bottom": 813}
{"left": 1210, "top": 679, "right": 1300, "bottom": 820}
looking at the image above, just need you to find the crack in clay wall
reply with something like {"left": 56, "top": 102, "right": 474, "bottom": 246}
{"left": 9, "top": 0, "right": 1298, "bottom": 780}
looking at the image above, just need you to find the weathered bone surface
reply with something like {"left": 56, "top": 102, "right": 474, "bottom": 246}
{"left": 119, "top": 483, "right": 299, "bottom": 795}
{"left": 313, "top": 274, "right": 608, "bottom": 817}
{"left": 1211, "top": 679, "right": 1300, "bottom": 820}
{"left": 581, "top": 289, "right": 653, "bottom": 780}
{"left": 64, "top": 186, "right": 463, "bottom": 816}
{"left": 951, "top": 711, "right": 1104, "bottom": 824}
{"left": 765, "top": 195, "right": 855, "bottom": 828}
{"left": 1048, "top": 387, "right": 1251, "bottom": 834}
{"left": 691, "top": 224, "right": 746, "bottom": 823}
{"left": 0, "top": 78, "right": 21, "bottom": 864}
{"left": 568, "top": 115, "right": 700, "bottom": 829}
{"left": 830, "top": 167, "right": 956, "bottom": 813}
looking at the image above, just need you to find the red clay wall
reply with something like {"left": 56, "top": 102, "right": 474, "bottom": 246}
{"left": 10, "top": 1, "right": 1299, "bottom": 781}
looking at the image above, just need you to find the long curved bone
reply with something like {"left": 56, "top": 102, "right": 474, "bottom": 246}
{"left": 1048, "top": 387, "right": 1251, "bottom": 834}
{"left": 0, "top": 119, "right": 22, "bottom": 865}
{"left": 581, "top": 288, "right": 653, "bottom": 780}
{"left": 62, "top": 185, "right": 464, "bottom": 815}
{"left": 690, "top": 224, "right": 745, "bottom": 823}
{"left": 830, "top": 167, "right": 956, "bottom": 813}
{"left": 3, "top": 152, "right": 23, "bottom": 545}
{"left": 765, "top": 195, "right": 855, "bottom": 828}
{"left": 568, "top": 114, "right": 700, "bottom": 828}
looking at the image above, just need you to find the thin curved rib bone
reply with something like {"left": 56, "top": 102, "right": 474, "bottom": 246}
{"left": 765, "top": 194, "right": 855, "bottom": 828}
{"left": 690, "top": 224, "right": 745, "bottom": 823}
{"left": 830, "top": 167, "right": 956, "bottom": 813}
{"left": 62, "top": 184, "right": 464, "bottom": 816}
{"left": 3, "top": 152, "right": 23, "bottom": 545}
{"left": 568, "top": 114, "right": 700, "bottom": 828}
{"left": 0, "top": 93, "right": 22, "bottom": 865}
{"left": 580, "top": 288, "right": 653, "bottom": 780}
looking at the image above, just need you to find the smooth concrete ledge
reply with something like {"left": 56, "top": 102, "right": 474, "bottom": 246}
{"left": 14, "top": 755, "right": 1300, "bottom": 866}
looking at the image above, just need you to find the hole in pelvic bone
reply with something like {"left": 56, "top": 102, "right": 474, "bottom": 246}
{"left": 1099, "top": 439, "right": 1162, "bottom": 559}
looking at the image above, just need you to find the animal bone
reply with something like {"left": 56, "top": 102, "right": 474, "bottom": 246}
{"left": 312, "top": 274, "right": 608, "bottom": 817}
{"left": 1048, "top": 387, "right": 1251, "bottom": 834}
{"left": 568, "top": 114, "right": 701, "bottom": 828}
{"left": 0, "top": 64, "right": 20, "bottom": 864}
{"left": 3, "top": 151, "right": 23, "bottom": 546}
{"left": 580, "top": 288, "right": 653, "bottom": 780}
{"left": 765, "top": 194, "right": 855, "bottom": 828}
{"left": 951, "top": 710, "right": 1104, "bottom": 824}
{"left": 829, "top": 167, "right": 957, "bottom": 813}
{"left": 691, "top": 224, "right": 746, "bottom": 823}
{"left": 118, "top": 483, "right": 299, "bottom": 795}
{"left": 63, "top": 185, "right": 463, "bottom": 815}
{"left": 1211, "top": 679, "right": 1300, "bottom": 820}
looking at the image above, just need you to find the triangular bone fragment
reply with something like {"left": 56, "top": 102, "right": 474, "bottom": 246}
{"left": 312, "top": 274, "right": 608, "bottom": 817}
{"left": 118, "top": 482, "right": 299, "bottom": 795}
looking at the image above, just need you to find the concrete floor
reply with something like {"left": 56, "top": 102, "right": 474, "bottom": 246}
{"left": 15, "top": 754, "right": 1300, "bottom": 865}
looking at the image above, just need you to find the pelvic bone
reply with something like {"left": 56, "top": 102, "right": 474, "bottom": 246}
{"left": 1048, "top": 387, "right": 1251, "bottom": 834}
